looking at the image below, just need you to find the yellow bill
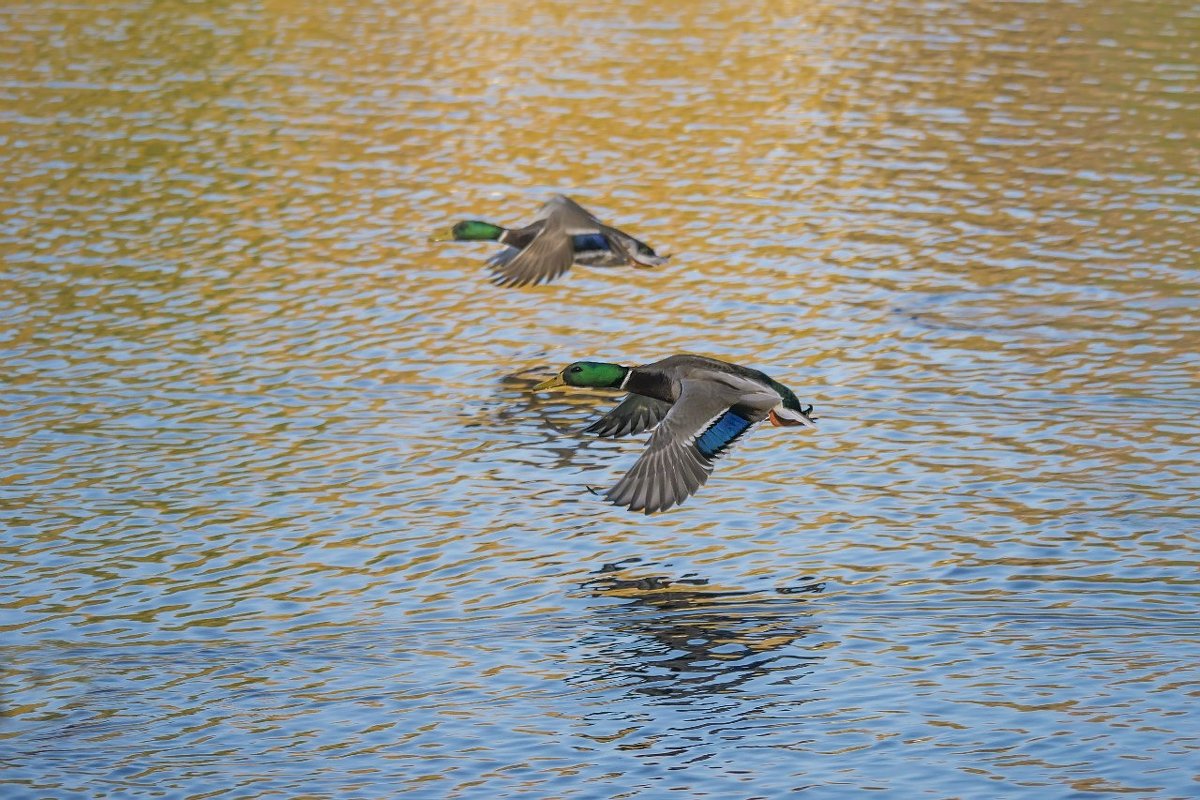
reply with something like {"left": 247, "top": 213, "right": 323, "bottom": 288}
{"left": 533, "top": 374, "right": 566, "bottom": 391}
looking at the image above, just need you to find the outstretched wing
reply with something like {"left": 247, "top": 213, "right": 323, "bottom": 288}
{"left": 487, "top": 196, "right": 595, "bottom": 287}
{"left": 585, "top": 394, "right": 673, "bottom": 438}
{"left": 605, "top": 376, "right": 776, "bottom": 514}
{"left": 539, "top": 194, "right": 603, "bottom": 231}
{"left": 487, "top": 231, "right": 574, "bottom": 287}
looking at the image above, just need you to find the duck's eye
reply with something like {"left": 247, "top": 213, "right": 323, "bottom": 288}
{"left": 569, "top": 366, "right": 583, "bottom": 374}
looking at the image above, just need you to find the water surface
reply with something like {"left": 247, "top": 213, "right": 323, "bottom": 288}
{"left": 2, "top": 0, "right": 1199, "bottom": 797}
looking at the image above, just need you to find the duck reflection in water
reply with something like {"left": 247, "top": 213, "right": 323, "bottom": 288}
{"left": 574, "top": 560, "right": 826, "bottom": 701}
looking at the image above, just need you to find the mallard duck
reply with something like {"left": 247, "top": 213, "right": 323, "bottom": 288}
{"left": 435, "top": 194, "right": 669, "bottom": 287}
{"left": 534, "top": 354, "right": 816, "bottom": 514}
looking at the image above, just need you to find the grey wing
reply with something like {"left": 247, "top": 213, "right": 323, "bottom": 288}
{"left": 605, "top": 376, "right": 775, "bottom": 514}
{"left": 487, "top": 226, "right": 575, "bottom": 287}
{"left": 488, "top": 195, "right": 601, "bottom": 287}
{"left": 485, "top": 247, "right": 519, "bottom": 271}
{"left": 585, "top": 394, "right": 673, "bottom": 438}
{"left": 541, "top": 194, "right": 604, "bottom": 233}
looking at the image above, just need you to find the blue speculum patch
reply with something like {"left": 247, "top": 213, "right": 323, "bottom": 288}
{"left": 572, "top": 233, "right": 610, "bottom": 252}
{"left": 695, "top": 411, "right": 753, "bottom": 458}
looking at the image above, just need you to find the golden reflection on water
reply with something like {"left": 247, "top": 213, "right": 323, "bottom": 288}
{"left": 2, "top": 0, "right": 1199, "bottom": 797}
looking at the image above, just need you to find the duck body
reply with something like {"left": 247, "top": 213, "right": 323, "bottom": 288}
{"left": 534, "top": 354, "right": 816, "bottom": 514}
{"left": 442, "top": 194, "right": 669, "bottom": 287}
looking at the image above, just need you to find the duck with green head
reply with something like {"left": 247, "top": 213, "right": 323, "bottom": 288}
{"left": 434, "top": 194, "right": 668, "bottom": 288}
{"left": 534, "top": 354, "right": 817, "bottom": 514}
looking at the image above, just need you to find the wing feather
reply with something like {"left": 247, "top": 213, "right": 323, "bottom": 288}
{"left": 603, "top": 372, "right": 781, "bottom": 513}
{"left": 604, "top": 384, "right": 728, "bottom": 514}
{"left": 585, "top": 394, "right": 673, "bottom": 438}
{"left": 487, "top": 228, "right": 574, "bottom": 287}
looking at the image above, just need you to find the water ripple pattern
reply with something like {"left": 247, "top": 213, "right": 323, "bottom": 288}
{"left": 2, "top": 0, "right": 1198, "bottom": 797}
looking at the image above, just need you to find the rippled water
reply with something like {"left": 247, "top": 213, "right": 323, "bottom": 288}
{"left": 3, "top": 0, "right": 1199, "bottom": 797}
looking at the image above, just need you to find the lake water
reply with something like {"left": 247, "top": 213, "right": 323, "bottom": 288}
{"left": 2, "top": 0, "right": 1199, "bottom": 797}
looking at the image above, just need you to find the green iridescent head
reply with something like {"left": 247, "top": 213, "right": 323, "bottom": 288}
{"left": 534, "top": 361, "right": 629, "bottom": 391}
{"left": 448, "top": 220, "right": 504, "bottom": 241}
